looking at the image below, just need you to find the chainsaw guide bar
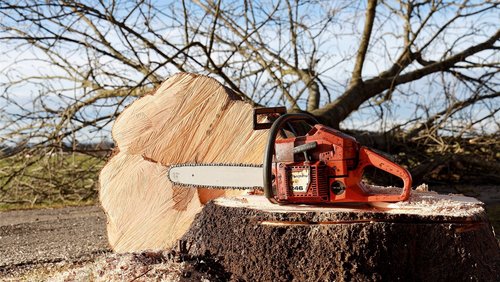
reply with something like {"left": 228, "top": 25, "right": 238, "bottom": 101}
{"left": 168, "top": 163, "right": 264, "bottom": 190}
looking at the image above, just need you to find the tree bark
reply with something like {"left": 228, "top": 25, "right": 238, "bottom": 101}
{"left": 183, "top": 194, "right": 500, "bottom": 281}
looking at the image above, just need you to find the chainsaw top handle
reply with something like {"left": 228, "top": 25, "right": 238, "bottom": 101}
{"left": 263, "top": 113, "right": 319, "bottom": 202}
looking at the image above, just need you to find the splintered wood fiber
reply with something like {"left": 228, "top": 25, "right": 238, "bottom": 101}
{"left": 99, "top": 73, "right": 270, "bottom": 252}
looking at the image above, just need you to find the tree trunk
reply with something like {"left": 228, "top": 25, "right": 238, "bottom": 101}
{"left": 182, "top": 194, "right": 500, "bottom": 281}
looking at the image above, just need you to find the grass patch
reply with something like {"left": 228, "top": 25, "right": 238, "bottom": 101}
{"left": 0, "top": 199, "right": 96, "bottom": 212}
{"left": 0, "top": 151, "right": 104, "bottom": 209}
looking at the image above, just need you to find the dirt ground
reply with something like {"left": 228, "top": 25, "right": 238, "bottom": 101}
{"left": 0, "top": 185, "right": 498, "bottom": 280}
{"left": 0, "top": 205, "right": 231, "bottom": 281}
{"left": 0, "top": 205, "right": 110, "bottom": 279}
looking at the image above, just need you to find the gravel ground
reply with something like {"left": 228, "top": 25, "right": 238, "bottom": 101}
{"left": 0, "top": 205, "right": 110, "bottom": 278}
{"left": 0, "top": 205, "right": 232, "bottom": 281}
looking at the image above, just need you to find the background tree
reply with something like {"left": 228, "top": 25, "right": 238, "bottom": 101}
{"left": 0, "top": 0, "right": 498, "bottom": 205}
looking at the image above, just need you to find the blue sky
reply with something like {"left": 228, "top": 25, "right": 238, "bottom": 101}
{"left": 0, "top": 0, "right": 498, "bottom": 144}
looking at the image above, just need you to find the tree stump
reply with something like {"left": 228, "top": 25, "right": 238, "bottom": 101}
{"left": 182, "top": 192, "right": 500, "bottom": 281}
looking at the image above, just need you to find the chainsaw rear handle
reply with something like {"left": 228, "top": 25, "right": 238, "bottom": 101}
{"left": 263, "top": 113, "right": 319, "bottom": 201}
{"left": 355, "top": 146, "right": 412, "bottom": 201}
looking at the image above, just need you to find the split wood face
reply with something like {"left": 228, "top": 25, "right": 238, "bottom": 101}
{"left": 99, "top": 73, "right": 269, "bottom": 252}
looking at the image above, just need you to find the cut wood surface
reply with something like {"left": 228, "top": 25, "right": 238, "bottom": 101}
{"left": 99, "top": 73, "right": 270, "bottom": 252}
{"left": 183, "top": 193, "right": 500, "bottom": 281}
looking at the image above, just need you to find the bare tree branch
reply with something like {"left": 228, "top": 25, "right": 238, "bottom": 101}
{"left": 351, "top": 0, "right": 377, "bottom": 85}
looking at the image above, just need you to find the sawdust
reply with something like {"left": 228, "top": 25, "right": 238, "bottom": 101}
{"left": 364, "top": 183, "right": 431, "bottom": 195}
{"left": 390, "top": 191, "right": 484, "bottom": 216}
{"left": 366, "top": 183, "right": 484, "bottom": 217}
{"left": 47, "top": 250, "right": 230, "bottom": 282}
{"left": 220, "top": 184, "right": 485, "bottom": 218}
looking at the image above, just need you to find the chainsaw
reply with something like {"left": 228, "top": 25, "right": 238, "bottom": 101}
{"left": 168, "top": 107, "right": 412, "bottom": 204}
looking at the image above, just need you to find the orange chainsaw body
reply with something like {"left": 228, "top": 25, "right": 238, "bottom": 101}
{"left": 257, "top": 108, "right": 412, "bottom": 204}
{"left": 271, "top": 125, "right": 412, "bottom": 204}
